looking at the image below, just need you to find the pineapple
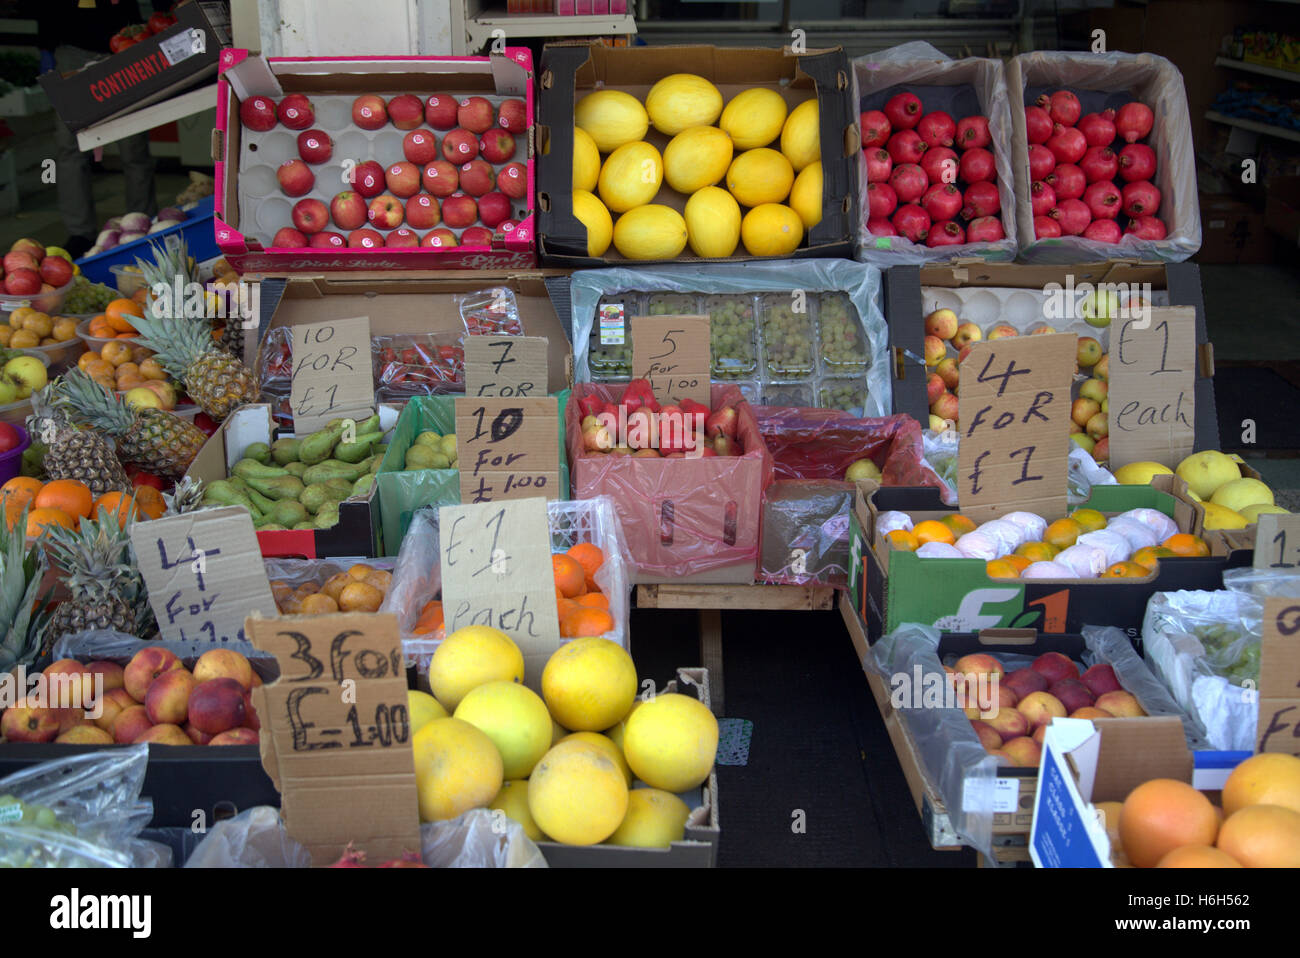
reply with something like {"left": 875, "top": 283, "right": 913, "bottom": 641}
{"left": 164, "top": 476, "right": 204, "bottom": 515}
{"left": 136, "top": 234, "right": 198, "bottom": 322}
{"left": 0, "top": 506, "right": 53, "bottom": 673}
{"left": 128, "top": 312, "right": 259, "bottom": 422}
{"left": 26, "top": 389, "right": 130, "bottom": 495}
{"left": 42, "top": 510, "right": 149, "bottom": 647}
{"left": 50, "top": 369, "right": 207, "bottom": 479}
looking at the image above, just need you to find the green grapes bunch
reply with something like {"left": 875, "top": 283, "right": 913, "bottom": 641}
{"left": 820, "top": 380, "right": 867, "bottom": 415}
{"left": 818, "top": 293, "right": 867, "bottom": 373}
{"left": 62, "top": 277, "right": 118, "bottom": 315}
{"left": 761, "top": 301, "right": 813, "bottom": 377}
{"left": 764, "top": 384, "right": 813, "bottom": 407}
{"left": 0, "top": 796, "right": 85, "bottom": 868}
{"left": 1194, "top": 623, "right": 1261, "bottom": 686}
{"left": 707, "top": 295, "right": 756, "bottom": 380}
{"left": 647, "top": 293, "right": 697, "bottom": 316}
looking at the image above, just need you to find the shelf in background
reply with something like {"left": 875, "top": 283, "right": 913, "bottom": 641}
{"left": 1205, "top": 110, "right": 1300, "bottom": 144}
{"left": 1215, "top": 57, "right": 1300, "bottom": 84}
{"left": 463, "top": 7, "right": 635, "bottom": 52}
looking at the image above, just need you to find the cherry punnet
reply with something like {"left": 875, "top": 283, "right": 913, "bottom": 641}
{"left": 884, "top": 92, "right": 924, "bottom": 131}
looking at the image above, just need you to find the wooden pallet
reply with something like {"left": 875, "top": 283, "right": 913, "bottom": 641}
{"left": 635, "top": 584, "right": 836, "bottom": 717}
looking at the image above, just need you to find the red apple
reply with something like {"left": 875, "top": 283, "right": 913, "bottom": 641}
{"left": 309, "top": 231, "right": 346, "bottom": 249}
{"left": 277, "top": 93, "right": 314, "bottom": 129}
{"left": 276, "top": 158, "right": 314, "bottom": 197}
{"left": 10, "top": 239, "right": 43, "bottom": 260}
{"left": 405, "top": 193, "right": 441, "bottom": 230}
{"left": 4, "top": 269, "right": 40, "bottom": 296}
{"left": 330, "top": 191, "right": 367, "bottom": 230}
{"left": 497, "top": 98, "right": 526, "bottom": 134}
{"left": 271, "top": 227, "right": 308, "bottom": 248}
{"left": 387, "top": 93, "right": 425, "bottom": 130}
{"left": 350, "top": 160, "right": 385, "bottom": 198}
{"left": 403, "top": 129, "right": 439, "bottom": 165}
{"left": 386, "top": 228, "right": 420, "bottom": 248}
{"left": 460, "top": 226, "right": 493, "bottom": 247}
{"left": 347, "top": 228, "right": 384, "bottom": 249}
{"left": 441, "top": 193, "right": 478, "bottom": 229}
{"left": 1030, "top": 651, "right": 1079, "bottom": 684}
{"left": 421, "top": 160, "right": 459, "bottom": 197}
{"left": 292, "top": 198, "right": 329, "bottom": 234}
{"left": 479, "top": 128, "right": 516, "bottom": 164}
{"left": 477, "top": 191, "right": 512, "bottom": 228}
{"left": 297, "top": 129, "right": 333, "bottom": 163}
{"left": 424, "top": 93, "right": 459, "bottom": 129}
{"left": 367, "top": 194, "right": 404, "bottom": 230}
{"left": 352, "top": 94, "right": 387, "bottom": 130}
{"left": 422, "top": 228, "right": 457, "bottom": 248}
{"left": 457, "top": 96, "right": 495, "bottom": 134}
{"left": 239, "top": 95, "right": 278, "bottom": 131}
{"left": 38, "top": 255, "right": 73, "bottom": 287}
{"left": 384, "top": 161, "right": 421, "bottom": 198}
{"left": 1080, "top": 663, "right": 1123, "bottom": 698}
{"left": 497, "top": 161, "right": 527, "bottom": 200}
{"left": 442, "top": 128, "right": 479, "bottom": 163}
{"left": 3, "top": 251, "right": 38, "bottom": 274}
{"left": 458, "top": 158, "right": 494, "bottom": 196}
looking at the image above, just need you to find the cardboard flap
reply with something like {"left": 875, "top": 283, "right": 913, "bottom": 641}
{"left": 976, "top": 629, "right": 1037, "bottom": 645}
{"left": 1090, "top": 717, "right": 1192, "bottom": 802}
{"left": 1254, "top": 514, "right": 1300, "bottom": 571}
{"left": 1107, "top": 306, "right": 1196, "bottom": 470}
{"left": 1256, "top": 596, "right": 1300, "bottom": 755}
{"left": 223, "top": 53, "right": 283, "bottom": 101}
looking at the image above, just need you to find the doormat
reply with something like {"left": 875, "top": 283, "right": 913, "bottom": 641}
{"left": 715, "top": 718, "right": 752, "bottom": 766}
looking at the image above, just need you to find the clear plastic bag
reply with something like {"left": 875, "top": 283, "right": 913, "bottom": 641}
{"left": 373, "top": 332, "right": 465, "bottom": 401}
{"left": 921, "top": 429, "right": 1115, "bottom": 506}
{"left": 184, "top": 806, "right": 313, "bottom": 868}
{"left": 758, "top": 480, "right": 854, "bottom": 587}
{"left": 51, "top": 630, "right": 280, "bottom": 685}
{"left": 263, "top": 557, "right": 396, "bottom": 614}
{"left": 459, "top": 287, "right": 524, "bottom": 337}
{"left": 256, "top": 326, "right": 293, "bottom": 392}
{"left": 853, "top": 42, "right": 1019, "bottom": 266}
{"left": 421, "top": 809, "right": 547, "bottom": 868}
{"left": 1008, "top": 51, "right": 1201, "bottom": 264}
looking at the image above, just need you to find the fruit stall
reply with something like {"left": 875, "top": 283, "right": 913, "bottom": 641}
{"left": 0, "top": 0, "right": 1296, "bottom": 901}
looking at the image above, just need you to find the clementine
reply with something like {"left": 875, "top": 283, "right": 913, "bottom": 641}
{"left": 1044, "top": 517, "right": 1082, "bottom": 549}
{"left": 552, "top": 554, "right": 587, "bottom": 598}
{"left": 25, "top": 507, "right": 76, "bottom": 538}
{"left": 560, "top": 606, "right": 615, "bottom": 638}
{"left": 913, "top": 519, "right": 956, "bottom": 546}
{"left": 133, "top": 485, "right": 166, "bottom": 520}
{"left": 577, "top": 592, "right": 610, "bottom": 610}
{"left": 885, "top": 529, "right": 919, "bottom": 551}
{"left": 1162, "top": 533, "right": 1210, "bottom": 557}
{"left": 34, "top": 479, "right": 93, "bottom": 519}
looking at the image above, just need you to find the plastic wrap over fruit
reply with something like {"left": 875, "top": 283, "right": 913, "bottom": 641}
{"left": 184, "top": 805, "right": 313, "bottom": 868}
{"left": 421, "top": 808, "right": 546, "bottom": 868}
{"left": 51, "top": 630, "right": 280, "bottom": 685}
{"left": 758, "top": 480, "right": 854, "bottom": 587}
{"left": 876, "top": 510, "right": 913, "bottom": 538}
{"left": 853, "top": 41, "right": 1020, "bottom": 266}
{"left": 373, "top": 332, "right": 466, "bottom": 401}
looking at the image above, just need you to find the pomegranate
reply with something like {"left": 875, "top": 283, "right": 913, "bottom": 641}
{"left": 1028, "top": 144, "right": 1056, "bottom": 182}
{"left": 1030, "top": 180, "right": 1057, "bottom": 217}
{"left": 961, "top": 180, "right": 1001, "bottom": 219}
{"left": 921, "top": 182, "right": 963, "bottom": 221}
{"left": 1079, "top": 146, "right": 1118, "bottom": 184}
{"left": 1050, "top": 197, "right": 1092, "bottom": 235}
{"left": 1115, "top": 102, "right": 1154, "bottom": 143}
{"left": 329, "top": 843, "right": 367, "bottom": 867}
{"left": 1025, "top": 105, "right": 1054, "bottom": 145}
{"left": 958, "top": 147, "right": 996, "bottom": 184}
{"left": 1121, "top": 180, "right": 1161, "bottom": 217}
{"left": 887, "top": 129, "right": 927, "bottom": 166}
{"left": 917, "top": 111, "right": 956, "bottom": 149}
{"left": 884, "top": 92, "right": 923, "bottom": 131}
{"left": 1082, "top": 219, "right": 1123, "bottom": 243}
{"left": 1034, "top": 215, "right": 1062, "bottom": 239}
{"left": 377, "top": 850, "right": 429, "bottom": 867}
{"left": 1078, "top": 110, "right": 1117, "bottom": 148}
{"left": 1117, "top": 143, "right": 1156, "bottom": 182}
{"left": 866, "top": 216, "right": 898, "bottom": 236}
{"left": 1038, "top": 90, "right": 1082, "bottom": 127}
{"left": 865, "top": 148, "right": 893, "bottom": 183}
{"left": 966, "top": 216, "right": 1005, "bottom": 243}
{"left": 1046, "top": 163, "right": 1086, "bottom": 201}
{"left": 1082, "top": 180, "right": 1122, "bottom": 220}
{"left": 888, "top": 163, "right": 928, "bottom": 204}
{"left": 1125, "top": 215, "right": 1166, "bottom": 240}
{"left": 920, "top": 147, "right": 958, "bottom": 185}
{"left": 926, "top": 220, "right": 966, "bottom": 248}
{"left": 860, "top": 110, "right": 892, "bottom": 149}
{"left": 867, "top": 181, "right": 899, "bottom": 219}
{"left": 955, "top": 114, "right": 992, "bottom": 150}
{"left": 892, "top": 203, "right": 931, "bottom": 243}
{"left": 1046, "top": 124, "right": 1087, "bottom": 165}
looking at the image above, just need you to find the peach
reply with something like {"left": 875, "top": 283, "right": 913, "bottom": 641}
{"left": 124, "top": 646, "right": 183, "bottom": 703}
{"left": 1, "top": 701, "right": 60, "bottom": 742}
{"left": 193, "top": 648, "right": 254, "bottom": 692}
{"left": 1017, "top": 690, "right": 1067, "bottom": 728}
{"left": 953, "top": 653, "right": 1003, "bottom": 679}
{"left": 145, "top": 668, "right": 197, "bottom": 725}
{"left": 1094, "top": 690, "right": 1146, "bottom": 717}
{"left": 210, "top": 728, "right": 259, "bottom": 746}
{"left": 134, "top": 723, "right": 192, "bottom": 746}
{"left": 188, "top": 678, "right": 248, "bottom": 735}
{"left": 94, "top": 688, "right": 136, "bottom": 733}
{"left": 1080, "top": 663, "right": 1123, "bottom": 698}
{"left": 42, "top": 659, "right": 94, "bottom": 707}
{"left": 1068, "top": 706, "right": 1114, "bottom": 720}
{"left": 112, "top": 705, "right": 153, "bottom": 744}
{"left": 970, "top": 720, "right": 1002, "bottom": 751}
{"left": 1048, "top": 679, "right": 1095, "bottom": 715}
{"left": 1003, "top": 667, "right": 1049, "bottom": 699}
{"left": 986, "top": 707, "right": 1031, "bottom": 743}
{"left": 85, "top": 661, "right": 125, "bottom": 691}
{"left": 1029, "top": 651, "right": 1078, "bottom": 684}
{"left": 56, "top": 724, "right": 113, "bottom": 745}
{"left": 184, "top": 723, "right": 214, "bottom": 745}
{"left": 1002, "top": 736, "right": 1043, "bottom": 768}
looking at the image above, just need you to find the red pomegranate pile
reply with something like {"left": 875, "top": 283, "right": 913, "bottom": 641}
{"left": 1026, "top": 90, "right": 1163, "bottom": 243}
{"left": 861, "top": 93, "right": 1005, "bottom": 249}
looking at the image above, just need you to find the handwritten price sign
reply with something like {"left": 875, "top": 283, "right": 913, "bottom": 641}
{"left": 130, "top": 507, "right": 278, "bottom": 644}
{"left": 957, "top": 334, "right": 1076, "bottom": 523}
{"left": 1107, "top": 307, "right": 1196, "bottom": 470}
{"left": 1255, "top": 597, "right": 1300, "bottom": 756}
{"left": 454, "top": 396, "right": 560, "bottom": 503}
{"left": 1254, "top": 514, "right": 1300, "bottom": 571}
{"left": 290, "top": 315, "right": 375, "bottom": 433}
{"left": 464, "top": 335, "right": 549, "bottom": 397}
{"left": 632, "top": 314, "right": 711, "bottom": 406}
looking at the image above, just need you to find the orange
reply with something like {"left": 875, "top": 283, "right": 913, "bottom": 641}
{"left": 413, "top": 600, "right": 444, "bottom": 635}
{"left": 1162, "top": 533, "right": 1209, "bottom": 557}
{"left": 88, "top": 315, "right": 114, "bottom": 338}
{"left": 1070, "top": 508, "right": 1107, "bottom": 533}
{"left": 1, "top": 476, "right": 43, "bottom": 500}
{"left": 552, "top": 554, "right": 587, "bottom": 598}
{"left": 92, "top": 491, "right": 140, "bottom": 528}
{"left": 1044, "top": 517, "right": 1082, "bottom": 549}
{"left": 885, "top": 529, "right": 919, "bottom": 551}
{"left": 1221, "top": 753, "right": 1300, "bottom": 817}
{"left": 940, "top": 514, "right": 977, "bottom": 537}
{"left": 1000, "top": 554, "right": 1033, "bottom": 573}
{"left": 105, "top": 298, "right": 143, "bottom": 333}
{"left": 25, "top": 507, "right": 76, "bottom": 538}
{"left": 913, "top": 520, "right": 955, "bottom": 546}
{"left": 1216, "top": 804, "right": 1300, "bottom": 868}
{"left": 1103, "top": 561, "right": 1150, "bottom": 578}
{"left": 1156, "top": 845, "right": 1241, "bottom": 868}
{"left": 566, "top": 542, "right": 605, "bottom": 581}
{"left": 1119, "top": 778, "right": 1219, "bottom": 868}
{"left": 2, "top": 496, "right": 31, "bottom": 530}
{"left": 559, "top": 606, "right": 616, "bottom": 639}
{"left": 1014, "top": 541, "right": 1059, "bottom": 562}
{"left": 133, "top": 486, "right": 165, "bottom": 520}
{"left": 985, "top": 558, "right": 1022, "bottom": 579}
{"left": 101, "top": 341, "right": 133, "bottom": 367}
{"left": 1131, "top": 545, "right": 1175, "bottom": 571}
{"left": 555, "top": 586, "right": 566, "bottom": 603}
{"left": 34, "top": 479, "right": 93, "bottom": 519}
{"left": 77, "top": 351, "right": 97, "bottom": 372}
{"left": 577, "top": 592, "right": 610, "bottom": 611}
{"left": 556, "top": 597, "right": 579, "bottom": 623}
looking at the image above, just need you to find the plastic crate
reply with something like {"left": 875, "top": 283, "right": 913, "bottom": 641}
{"left": 75, "top": 196, "right": 219, "bottom": 286}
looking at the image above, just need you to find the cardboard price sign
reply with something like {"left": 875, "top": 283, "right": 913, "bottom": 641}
{"left": 1255, "top": 596, "right": 1300, "bottom": 756}
{"left": 290, "top": 315, "right": 374, "bottom": 433}
{"left": 632, "top": 315, "right": 711, "bottom": 407}
{"left": 464, "top": 336, "right": 549, "bottom": 398}
{"left": 246, "top": 612, "right": 421, "bottom": 866}
{"left": 130, "top": 507, "right": 278, "bottom": 644}
{"left": 438, "top": 497, "right": 562, "bottom": 687}
{"left": 1253, "top": 513, "right": 1300, "bottom": 571}
{"left": 1106, "top": 307, "right": 1196, "bottom": 470}
{"left": 957, "top": 334, "right": 1076, "bottom": 522}
{"left": 455, "top": 396, "right": 560, "bottom": 503}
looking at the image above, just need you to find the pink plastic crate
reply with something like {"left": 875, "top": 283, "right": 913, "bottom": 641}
{"left": 214, "top": 49, "right": 538, "bottom": 273}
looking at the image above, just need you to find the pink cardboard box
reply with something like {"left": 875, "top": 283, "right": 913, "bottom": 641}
{"left": 214, "top": 49, "right": 538, "bottom": 272}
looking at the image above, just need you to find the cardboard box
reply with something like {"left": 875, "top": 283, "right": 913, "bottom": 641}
{"left": 536, "top": 42, "right": 858, "bottom": 266}
{"left": 38, "top": 1, "right": 231, "bottom": 133}
{"left": 1265, "top": 176, "right": 1300, "bottom": 248}
{"left": 537, "top": 668, "right": 720, "bottom": 867}
{"left": 214, "top": 48, "right": 538, "bottom": 272}
{"left": 1197, "top": 194, "right": 1275, "bottom": 264}
{"left": 881, "top": 261, "right": 1219, "bottom": 455}
{"left": 848, "top": 475, "right": 1254, "bottom": 640}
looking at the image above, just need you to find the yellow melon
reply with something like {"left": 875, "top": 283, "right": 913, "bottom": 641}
{"left": 719, "top": 87, "right": 788, "bottom": 149}
{"left": 604, "top": 788, "right": 691, "bottom": 848}
{"left": 575, "top": 89, "right": 649, "bottom": 152}
{"left": 572, "top": 126, "right": 601, "bottom": 192}
{"left": 412, "top": 717, "right": 504, "bottom": 822}
{"left": 789, "top": 161, "right": 823, "bottom": 230}
{"left": 644, "top": 74, "right": 723, "bottom": 135}
{"left": 663, "top": 126, "right": 733, "bottom": 194}
{"left": 528, "top": 739, "right": 629, "bottom": 845}
{"left": 572, "top": 189, "right": 613, "bottom": 257}
{"left": 780, "top": 98, "right": 821, "bottom": 172}
{"left": 740, "top": 203, "right": 804, "bottom": 257}
{"left": 597, "top": 140, "right": 663, "bottom": 213}
{"left": 612, "top": 205, "right": 688, "bottom": 260}
{"left": 683, "top": 187, "right": 741, "bottom": 258}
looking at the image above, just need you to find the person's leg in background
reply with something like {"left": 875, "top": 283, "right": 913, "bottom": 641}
{"left": 117, "top": 131, "right": 158, "bottom": 218}
{"left": 52, "top": 46, "right": 98, "bottom": 255}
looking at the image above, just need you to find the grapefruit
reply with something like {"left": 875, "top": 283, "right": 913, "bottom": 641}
{"left": 1210, "top": 477, "right": 1274, "bottom": 513}
{"left": 644, "top": 74, "right": 723, "bottom": 135}
{"left": 719, "top": 87, "right": 788, "bottom": 150}
{"left": 575, "top": 89, "right": 649, "bottom": 152}
{"left": 623, "top": 692, "right": 718, "bottom": 792}
{"left": 740, "top": 204, "right": 803, "bottom": 257}
{"left": 605, "top": 788, "right": 691, "bottom": 848}
{"left": 572, "top": 189, "right": 613, "bottom": 257}
{"left": 427, "top": 625, "right": 524, "bottom": 711}
{"left": 488, "top": 779, "right": 546, "bottom": 842}
{"left": 597, "top": 141, "right": 663, "bottom": 213}
{"left": 1113, "top": 461, "right": 1174, "bottom": 485}
{"left": 1119, "top": 778, "right": 1219, "bottom": 867}
{"left": 411, "top": 718, "right": 504, "bottom": 822}
{"left": 407, "top": 689, "right": 448, "bottom": 734}
{"left": 1216, "top": 804, "right": 1300, "bottom": 867}
{"left": 1175, "top": 450, "right": 1240, "bottom": 500}
{"left": 612, "top": 205, "right": 688, "bottom": 260}
{"left": 789, "top": 161, "right": 823, "bottom": 229}
{"left": 541, "top": 637, "right": 637, "bottom": 731}
{"left": 572, "top": 126, "right": 601, "bottom": 192}
{"left": 725, "top": 148, "right": 793, "bottom": 207}
{"left": 683, "top": 187, "right": 741, "bottom": 259}
{"left": 663, "top": 126, "right": 733, "bottom": 194}
{"left": 528, "top": 739, "right": 629, "bottom": 845}
{"left": 1200, "top": 502, "right": 1248, "bottom": 530}
{"left": 1221, "top": 752, "right": 1300, "bottom": 817}
{"left": 560, "top": 730, "right": 632, "bottom": 785}
{"left": 1239, "top": 503, "right": 1289, "bottom": 523}
{"left": 1156, "top": 845, "right": 1242, "bottom": 868}
{"left": 453, "top": 680, "right": 552, "bottom": 779}
{"left": 780, "top": 99, "right": 821, "bottom": 172}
